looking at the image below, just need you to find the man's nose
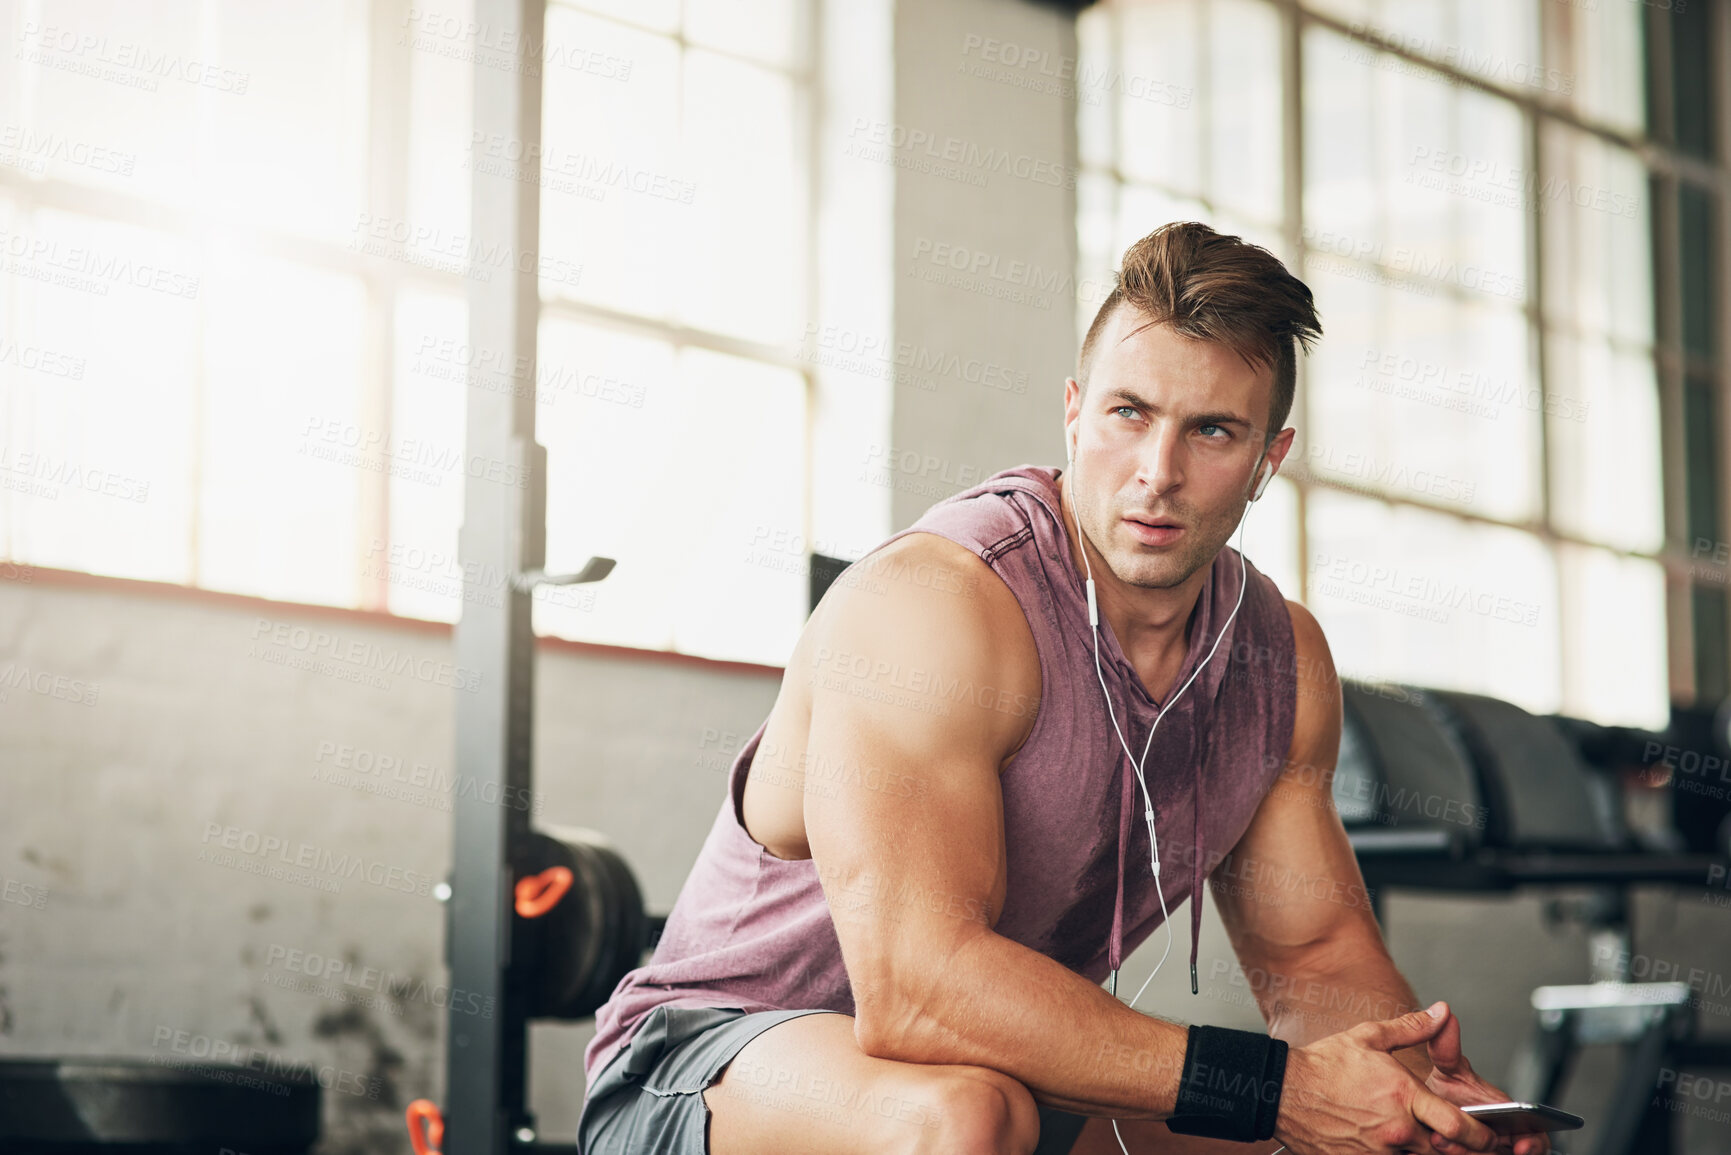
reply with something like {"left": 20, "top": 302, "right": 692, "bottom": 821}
{"left": 1136, "top": 425, "right": 1185, "bottom": 494}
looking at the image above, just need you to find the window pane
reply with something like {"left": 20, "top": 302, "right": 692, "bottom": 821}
{"left": 1305, "top": 260, "right": 1541, "bottom": 522}
{"left": 1207, "top": 0, "right": 1281, "bottom": 226}
{"left": 555, "top": 0, "right": 678, "bottom": 35}
{"left": 1076, "top": 7, "right": 1116, "bottom": 173}
{"left": 1308, "top": 0, "right": 1541, "bottom": 97}
{"left": 1684, "top": 374, "right": 1720, "bottom": 548}
{"left": 199, "top": 252, "right": 367, "bottom": 606}
{"left": 205, "top": 0, "right": 369, "bottom": 242}
{"left": 685, "top": 0, "right": 803, "bottom": 70}
{"left": 1540, "top": 125, "right": 1652, "bottom": 347}
{"left": 1548, "top": 0, "right": 1643, "bottom": 137}
{"left": 1694, "top": 586, "right": 1729, "bottom": 704}
{"left": 405, "top": 0, "right": 474, "bottom": 264}
{"left": 1116, "top": 0, "right": 1202, "bottom": 196}
{"left": 1679, "top": 183, "right": 1717, "bottom": 361}
{"left": 677, "top": 49, "right": 804, "bottom": 344}
{"left": 539, "top": 8, "right": 682, "bottom": 322}
{"left": 1239, "top": 474, "right": 1300, "bottom": 601}
{"left": 382, "top": 288, "right": 469, "bottom": 622}
{"left": 1668, "top": 2, "right": 1714, "bottom": 159}
{"left": 536, "top": 330, "right": 805, "bottom": 665}
{"left": 1545, "top": 332, "right": 1663, "bottom": 553}
{"left": 0, "top": 209, "right": 199, "bottom": 581}
{"left": 1306, "top": 490, "right": 1560, "bottom": 714}
{"left": 1076, "top": 171, "right": 1118, "bottom": 340}
{"left": 10, "top": 1, "right": 202, "bottom": 204}
{"left": 1302, "top": 27, "right": 1377, "bottom": 246}
{"left": 1559, "top": 543, "right": 1667, "bottom": 727}
{"left": 1305, "top": 28, "right": 1529, "bottom": 310}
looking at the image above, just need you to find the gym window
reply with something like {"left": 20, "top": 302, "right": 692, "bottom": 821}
{"left": 1078, "top": 0, "right": 1724, "bottom": 727}
{"left": 0, "top": 0, "right": 817, "bottom": 669}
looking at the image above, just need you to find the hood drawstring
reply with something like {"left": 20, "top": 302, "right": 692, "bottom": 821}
{"left": 1190, "top": 743, "right": 1204, "bottom": 994}
{"left": 1108, "top": 740, "right": 1134, "bottom": 974}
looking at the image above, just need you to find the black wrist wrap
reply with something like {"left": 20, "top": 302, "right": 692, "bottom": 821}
{"left": 1165, "top": 1024, "right": 1288, "bottom": 1142}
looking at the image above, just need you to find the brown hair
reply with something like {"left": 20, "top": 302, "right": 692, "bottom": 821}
{"left": 1078, "top": 221, "right": 1321, "bottom": 441}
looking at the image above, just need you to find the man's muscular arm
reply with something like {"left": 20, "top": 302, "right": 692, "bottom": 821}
{"left": 1209, "top": 599, "right": 1432, "bottom": 1072}
{"left": 800, "top": 533, "right": 1187, "bottom": 1119}
{"left": 1209, "top": 600, "right": 1510, "bottom": 1155}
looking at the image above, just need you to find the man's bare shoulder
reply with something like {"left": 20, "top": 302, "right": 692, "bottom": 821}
{"left": 796, "top": 531, "right": 1041, "bottom": 768}
{"left": 1282, "top": 597, "right": 1342, "bottom": 765}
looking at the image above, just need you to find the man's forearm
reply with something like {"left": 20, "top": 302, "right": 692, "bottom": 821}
{"left": 1259, "top": 940, "right": 1435, "bottom": 1081}
{"left": 854, "top": 927, "right": 1192, "bottom": 1119}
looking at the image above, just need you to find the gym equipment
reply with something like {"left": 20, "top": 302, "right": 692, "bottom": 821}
{"left": 1333, "top": 680, "right": 1731, "bottom": 1155}
{"left": 0, "top": 1057, "right": 320, "bottom": 1154}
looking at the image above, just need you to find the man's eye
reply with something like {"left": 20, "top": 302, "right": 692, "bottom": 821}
{"left": 1112, "top": 406, "right": 1139, "bottom": 419}
{"left": 1198, "top": 423, "right": 1228, "bottom": 438}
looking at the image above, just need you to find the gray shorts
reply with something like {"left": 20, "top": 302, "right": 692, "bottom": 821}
{"left": 577, "top": 1004, "right": 1088, "bottom": 1155}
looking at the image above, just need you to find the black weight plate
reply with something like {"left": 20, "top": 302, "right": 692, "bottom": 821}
{"left": 0, "top": 1058, "right": 319, "bottom": 1152}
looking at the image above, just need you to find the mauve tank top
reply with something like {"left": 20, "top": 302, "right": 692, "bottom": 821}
{"left": 583, "top": 464, "right": 1298, "bottom": 1089}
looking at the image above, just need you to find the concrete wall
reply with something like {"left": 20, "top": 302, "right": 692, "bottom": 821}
{"left": 0, "top": 568, "right": 780, "bottom": 1152}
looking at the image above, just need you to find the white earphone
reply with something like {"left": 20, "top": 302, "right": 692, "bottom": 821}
{"left": 1064, "top": 425, "right": 1265, "bottom": 1155}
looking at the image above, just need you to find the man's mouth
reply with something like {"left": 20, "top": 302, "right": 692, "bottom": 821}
{"left": 1122, "top": 514, "right": 1184, "bottom": 546}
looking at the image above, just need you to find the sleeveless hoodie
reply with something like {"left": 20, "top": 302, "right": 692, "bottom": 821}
{"left": 584, "top": 465, "right": 1298, "bottom": 1089}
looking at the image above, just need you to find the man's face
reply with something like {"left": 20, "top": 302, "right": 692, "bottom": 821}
{"left": 1063, "top": 310, "right": 1294, "bottom": 591}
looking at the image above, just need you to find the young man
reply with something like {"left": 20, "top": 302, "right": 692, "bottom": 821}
{"left": 579, "top": 223, "right": 1546, "bottom": 1155}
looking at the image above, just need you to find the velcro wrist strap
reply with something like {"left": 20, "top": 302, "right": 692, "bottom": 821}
{"left": 1165, "top": 1024, "right": 1288, "bottom": 1142}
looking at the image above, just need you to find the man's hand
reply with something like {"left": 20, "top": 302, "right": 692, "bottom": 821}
{"left": 1274, "top": 1003, "right": 1501, "bottom": 1155}
{"left": 1424, "top": 1005, "right": 1551, "bottom": 1155}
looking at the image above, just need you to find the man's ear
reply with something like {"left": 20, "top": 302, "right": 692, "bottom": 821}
{"left": 1261, "top": 426, "right": 1297, "bottom": 482}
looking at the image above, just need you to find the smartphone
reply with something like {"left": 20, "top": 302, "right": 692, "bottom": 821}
{"left": 1461, "top": 1102, "right": 1585, "bottom": 1134}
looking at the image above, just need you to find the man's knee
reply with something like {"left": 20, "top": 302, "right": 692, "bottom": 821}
{"left": 918, "top": 1069, "right": 1041, "bottom": 1155}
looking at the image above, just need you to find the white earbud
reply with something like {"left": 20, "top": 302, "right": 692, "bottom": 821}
{"left": 1251, "top": 459, "right": 1273, "bottom": 501}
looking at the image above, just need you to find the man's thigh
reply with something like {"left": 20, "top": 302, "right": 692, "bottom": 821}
{"left": 704, "top": 1010, "right": 1078, "bottom": 1155}
{"left": 1069, "top": 1117, "right": 1284, "bottom": 1155}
